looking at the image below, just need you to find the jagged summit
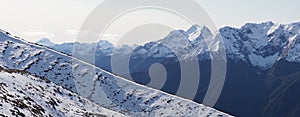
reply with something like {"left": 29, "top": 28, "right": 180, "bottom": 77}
{"left": 187, "top": 24, "right": 213, "bottom": 44}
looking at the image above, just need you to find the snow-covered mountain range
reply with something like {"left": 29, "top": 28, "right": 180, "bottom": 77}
{"left": 0, "top": 29, "right": 232, "bottom": 116}
{"left": 39, "top": 21, "right": 300, "bottom": 70}
{"left": 221, "top": 22, "right": 300, "bottom": 69}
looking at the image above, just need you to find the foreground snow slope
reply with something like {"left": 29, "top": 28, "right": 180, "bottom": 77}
{"left": 0, "top": 67, "right": 125, "bottom": 117}
{"left": 0, "top": 30, "right": 232, "bottom": 116}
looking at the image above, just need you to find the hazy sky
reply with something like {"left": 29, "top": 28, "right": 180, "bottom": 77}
{"left": 0, "top": 0, "right": 299, "bottom": 44}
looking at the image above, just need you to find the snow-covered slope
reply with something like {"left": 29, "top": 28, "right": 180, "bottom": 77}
{"left": 0, "top": 30, "right": 232, "bottom": 116}
{"left": 0, "top": 67, "right": 125, "bottom": 117}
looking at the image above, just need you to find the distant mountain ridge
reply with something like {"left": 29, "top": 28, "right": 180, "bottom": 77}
{"left": 36, "top": 38, "right": 56, "bottom": 47}
{"left": 38, "top": 21, "right": 300, "bottom": 70}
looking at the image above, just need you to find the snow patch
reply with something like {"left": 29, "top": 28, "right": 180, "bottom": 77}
{"left": 248, "top": 53, "right": 278, "bottom": 69}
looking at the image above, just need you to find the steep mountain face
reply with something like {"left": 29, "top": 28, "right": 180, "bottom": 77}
{"left": 220, "top": 22, "right": 300, "bottom": 69}
{"left": 262, "top": 60, "right": 300, "bottom": 117}
{"left": 0, "top": 30, "right": 232, "bottom": 116}
{"left": 0, "top": 67, "right": 125, "bottom": 117}
{"left": 36, "top": 21, "right": 300, "bottom": 117}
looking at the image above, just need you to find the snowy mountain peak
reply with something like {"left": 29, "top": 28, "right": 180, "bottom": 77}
{"left": 241, "top": 21, "right": 275, "bottom": 39}
{"left": 285, "top": 22, "right": 300, "bottom": 34}
{"left": 97, "top": 40, "right": 114, "bottom": 48}
{"left": 166, "top": 30, "right": 189, "bottom": 40}
{"left": 187, "top": 25, "right": 213, "bottom": 44}
{"left": 36, "top": 38, "right": 56, "bottom": 47}
{"left": 220, "top": 22, "right": 300, "bottom": 69}
{"left": 242, "top": 21, "right": 275, "bottom": 29}
{"left": 187, "top": 24, "right": 202, "bottom": 33}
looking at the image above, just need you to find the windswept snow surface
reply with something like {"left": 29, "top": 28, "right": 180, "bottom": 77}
{"left": 0, "top": 30, "right": 232, "bottom": 116}
{"left": 0, "top": 68, "right": 125, "bottom": 117}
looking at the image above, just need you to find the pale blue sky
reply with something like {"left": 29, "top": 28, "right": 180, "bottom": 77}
{"left": 0, "top": 0, "right": 299, "bottom": 44}
{"left": 200, "top": 0, "right": 300, "bottom": 27}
